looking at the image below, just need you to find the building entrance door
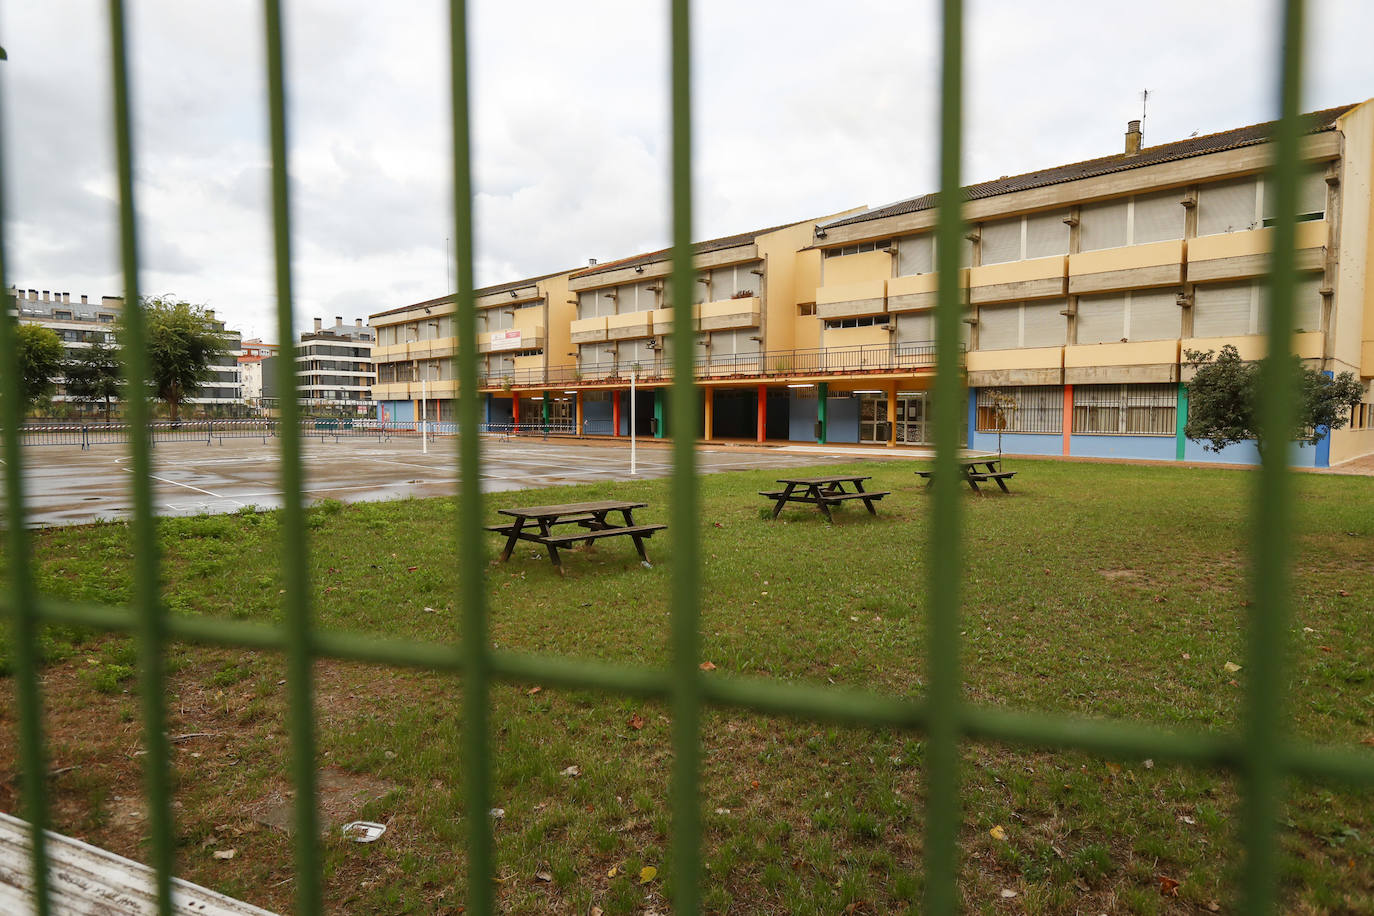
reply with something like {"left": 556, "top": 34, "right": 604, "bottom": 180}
{"left": 896, "top": 391, "right": 928, "bottom": 444}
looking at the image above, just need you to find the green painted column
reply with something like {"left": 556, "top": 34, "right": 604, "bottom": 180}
{"left": 654, "top": 388, "right": 666, "bottom": 439}
{"left": 817, "top": 382, "right": 828, "bottom": 444}
{"left": 542, "top": 391, "right": 550, "bottom": 431}
{"left": 1176, "top": 383, "right": 1189, "bottom": 460}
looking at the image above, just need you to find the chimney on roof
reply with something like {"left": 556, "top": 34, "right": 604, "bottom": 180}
{"left": 42, "top": 290, "right": 50, "bottom": 301}
{"left": 81, "top": 295, "right": 88, "bottom": 304}
{"left": 206, "top": 309, "right": 215, "bottom": 321}
{"left": 355, "top": 318, "right": 362, "bottom": 328}
{"left": 62, "top": 292, "right": 70, "bottom": 304}
{"left": 28, "top": 289, "right": 36, "bottom": 301}
{"left": 313, "top": 317, "right": 322, "bottom": 332}
{"left": 334, "top": 316, "right": 342, "bottom": 328}
{"left": 1125, "top": 119, "right": 1143, "bottom": 156}
{"left": 588, "top": 258, "right": 598, "bottom": 266}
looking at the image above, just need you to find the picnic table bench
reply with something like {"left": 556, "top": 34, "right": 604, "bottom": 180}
{"left": 487, "top": 499, "right": 665, "bottom": 574}
{"left": 916, "top": 457, "right": 1016, "bottom": 494}
{"left": 760, "top": 474, "right": 890, "bottom": 522}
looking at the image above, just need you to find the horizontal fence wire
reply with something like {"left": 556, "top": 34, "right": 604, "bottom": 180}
{"left": 0, "top": 0, "right": 1359, "bottom": 914}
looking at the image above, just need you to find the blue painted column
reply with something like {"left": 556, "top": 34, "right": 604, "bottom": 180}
{"left": 1315, "top": 371, "right": 1333, "bottom": 468}
{"left": 967, "top": 388, "right": 977, "bottom": 449}
{"left": 817, "top": 382, "right": 828, "bottom": 444}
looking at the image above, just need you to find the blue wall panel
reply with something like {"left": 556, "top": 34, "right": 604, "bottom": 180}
{"left": 381, "top": 400, "right": 414, "bottom": 423}
{"left": 969, "top": 430, "right": 1061, "bottom": 456}
{"left": 789, "top": 395, "right": 818, "bottom": 441}
{"left": 582, "top": 398, "right": 614, "bottom": 436}
{"left": 827, "top": 396, "right": 859, "bottom": 443}
{"left": 1070, "top": 435, "right": 1175, "bottom": 461}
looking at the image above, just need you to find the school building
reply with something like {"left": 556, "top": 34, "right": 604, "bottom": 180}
{"left": 370, "top": 100, "right": 1374, "bottom": 467}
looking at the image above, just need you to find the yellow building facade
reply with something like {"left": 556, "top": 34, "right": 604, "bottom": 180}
{"left": 371, "top": 101, "right": 1374, "bottom": 466}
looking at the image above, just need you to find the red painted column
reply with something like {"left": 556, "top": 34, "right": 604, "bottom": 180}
{"left": 1062, "top": 385, "right": 1073, "bottom": 456}
{"left": 612, "top": 390, "right": 621, "bottom": 437}
{"left": 512, "top": 392, "right": 520, "bottom": 433}
{"left": 756, "top": 385, "right": 767, "bottom": 443}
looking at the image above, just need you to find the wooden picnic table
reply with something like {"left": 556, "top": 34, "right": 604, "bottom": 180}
{"left": 760, "top": 474, "right": 891, "bottom": 522}
{"left": 915, "top": 456, "right": 1016, "bottom": 494}
{"left": 487, "top": 499, "right": 665, "bottom": 574}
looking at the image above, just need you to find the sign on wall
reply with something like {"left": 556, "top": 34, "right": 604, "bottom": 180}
{"left": 489, "top": 329, "right": 523, "bottom": 351}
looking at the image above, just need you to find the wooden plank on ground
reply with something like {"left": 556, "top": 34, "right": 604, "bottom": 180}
{"left": 0, "top": 811, "right": 278, "bottom": 915}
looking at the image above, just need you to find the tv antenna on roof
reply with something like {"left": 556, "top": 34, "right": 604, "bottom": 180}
{"left": 1141, "top": 88, "right": 1150, "bottom": 122}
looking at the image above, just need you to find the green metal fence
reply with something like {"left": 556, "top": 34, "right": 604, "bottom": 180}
{"left": 2, "top": 0, "right": 1372, "bottom": 913}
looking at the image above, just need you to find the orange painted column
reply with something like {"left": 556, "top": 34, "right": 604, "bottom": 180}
{"left": 612, "top": 390, "right": 621, "bottom": 437}
{"left": 1062, "top": 385, "right": 1073, "bottom": 456}
{"left": 703, "top": 387, "right": 714, "bottom": 440}
{"left": 575, "top": 392, "right": 583, "bottom": 436}
{"left": 756, "top": 385, "right": 767, "bottom": 443}
{"left": 512, "top": 391, "right": 520, "bottom": 433}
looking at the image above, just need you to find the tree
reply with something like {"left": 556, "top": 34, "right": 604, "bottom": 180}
{"left": 1184, "top": 344, "right": 1363, "bottom": 455}
{"left": 12, "top": 323, "right": 65, "bottom": 413}
{"left": 64, "top": 340, "right": 124, "bottom": 423}
{"left": 125, "top": 296, "right": 230, "bottom": 421}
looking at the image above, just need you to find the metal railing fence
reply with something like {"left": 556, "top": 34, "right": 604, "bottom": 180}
{"left": 1, "top": 1, "right": 1370, "bottom": 915}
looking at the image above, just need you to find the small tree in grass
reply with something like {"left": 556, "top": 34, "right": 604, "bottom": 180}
{"left": 1184, "top": 344, "right": 1362, "bottom": 455}
{"left": 64, "top": 340, "right": 124, "bottom": 423}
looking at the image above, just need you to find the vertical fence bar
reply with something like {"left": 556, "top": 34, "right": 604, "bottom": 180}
{"left": 262, "top": 2, "right": 323, "bottom": 911}
{"left": 1242, "top": 0, "right": 1305, "bottom": 912}
{"left": 924, "top": 0, "right": 965, "bottom": 913}
{"left": 668, "top": 0, "right": 703, "bottom": 911}
{"left": 107, "top": 3, "right": 176, "bottom": 911}
{"left": 447, "top": 1, "right": 494, "bottom": 912}
{"left": 0, "top": 38, "right": 55, "bottom": 916}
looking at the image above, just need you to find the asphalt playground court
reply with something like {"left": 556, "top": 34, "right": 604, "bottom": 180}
{"left": 6, "top": 435, "right": 938, "bottom": 528}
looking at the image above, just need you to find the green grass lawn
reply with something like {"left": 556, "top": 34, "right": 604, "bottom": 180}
{"left": 3, "top": 457, "right": 1373, "bottom": 914}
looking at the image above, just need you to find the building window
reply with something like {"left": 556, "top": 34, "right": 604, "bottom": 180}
{"left": 823, "top": 239, "right": 891, "bottom": 258}
{"left": 823, "top": 315, "right": 883, "bottom": 330}
{"left": 798, "top": 302, "right": 816, "bottom": 316}
{"left": 976, "top": 386, "right": 1062, "bottom": 433}
{"left": 977, "top": 300, "right": 1066, "bottom": 350}
{"left": 1072, "top": 383, "right": 1176, "bottom": 436}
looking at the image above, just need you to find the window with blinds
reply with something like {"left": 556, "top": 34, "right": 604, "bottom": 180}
{"left": 977, "top": 300, "right": 1066, "bottom": 350}
{"left": 1079, "top": 199, "right": 1129, "bottom": 251}
{"left": 1128, "top": 289, "right": 1180, "bottom": 340}
{"left": 1198, "top": 176, "right": 1260, "bottom": 236}
{"left": 895, "top": 310, "right": 933, "bottom": 343}
{"left": 1076, "top": 292, "right": 1126, "bottom": 343}
{"left": 1257, "top": 274, "right": 1323, "bottom": 334}
{"left": 1022, "top": 300, "right": 1066, "bottom": 348}
{"left": 619, "top": 338, "right": 657, "bottom": 367}
{"left": 897, "top": 234, "right": 934, "bottom": 275}
{"left": 980, "top": 217, "right": 1021, "bottom": 265}
{"left": 1193, "top": 281, "right": 1254, "bottom": 337}
{"left": 977, "top": 303, "right": 1019, "bottom": 350}
{"left": 1073, "top": 383, "right": 1176, "bottom": 435}
{"left": 1025, "top": 211, "right": 1069, "bottom": 258}
{"left": 1196, "top": 276, "right": 1324, "bottom": 338}
{"left": 1132, "top": 189, "right": 1185, "bottom": 244}
{"left": 975, "top": 386, "right": 1062, "bottom": 433}
{"left": 1261, "top": 169, "right": 1327, "bottom": 224}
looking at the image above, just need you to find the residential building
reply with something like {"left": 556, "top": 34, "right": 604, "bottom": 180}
{"left": 297, "top": 317, "right": 374, "bottom": 412}
{"left": 187, "top": 309, "right": 243, "bottom": 411}
{"left": 10, "top": 289, "right": 123, "bottom": 405}
{"left": 368, "top": 99, "right": 1374, "bottom": 466}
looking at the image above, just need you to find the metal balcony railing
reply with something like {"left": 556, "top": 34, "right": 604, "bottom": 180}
{"left": 477, "top": 340, "right": 952, "bottom": 388}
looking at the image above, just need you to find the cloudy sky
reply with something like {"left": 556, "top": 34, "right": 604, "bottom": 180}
{"left": 2, "top": 0, "right": 1371, "bottom": 342}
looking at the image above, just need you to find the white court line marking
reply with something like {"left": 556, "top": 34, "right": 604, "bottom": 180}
{"left": 123, "top": 468, "right": 245, "bottom": 506}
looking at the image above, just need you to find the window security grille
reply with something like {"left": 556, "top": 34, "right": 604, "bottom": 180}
{"left": 1072, "top": 383, "right": 1177, "bottom": 435}
{"left": 975, "top": 386, "right": 1062, "bottom": 432}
